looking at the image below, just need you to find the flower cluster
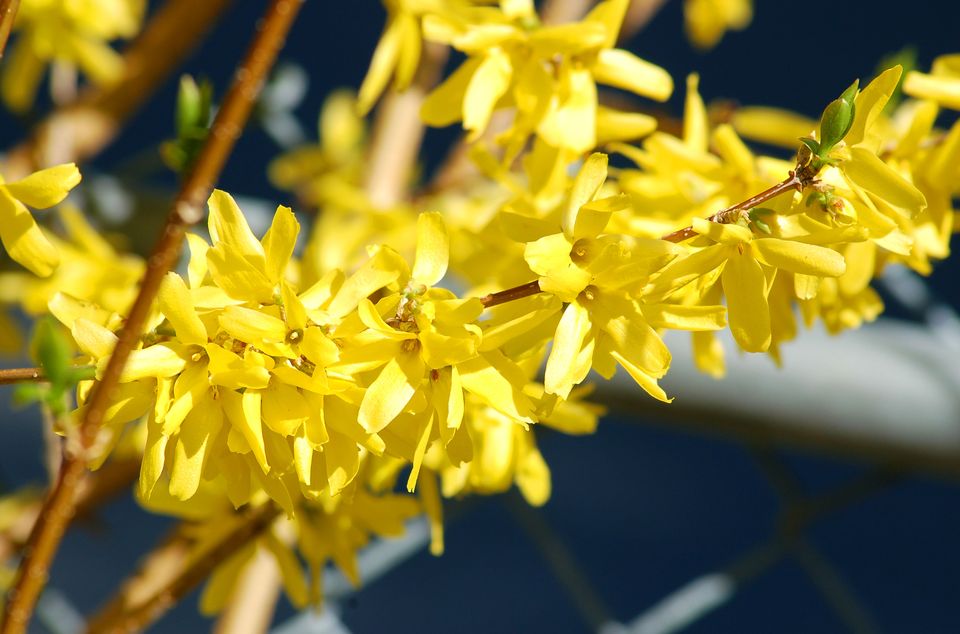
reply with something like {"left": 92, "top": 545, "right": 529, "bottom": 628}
{"left": 2, "top": 0, "right": 145, "bottom": 111}
{"left": 0, "top": 0, "right": 956, "bottom": 620}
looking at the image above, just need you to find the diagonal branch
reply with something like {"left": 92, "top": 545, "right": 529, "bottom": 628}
{"left": 85, "top": 503, "right": 281, "bottom": 634}
{"left": 3, "top": 0, "right": 234, "bottom": 178}
{"left": 0, "top": 2, "right": 304, "bottom": 632}
{"left": 0, "top": 0, "right": 19, "bottom": 61}
{"left": 661, "top": 170, "right": 806, "bottom": 243}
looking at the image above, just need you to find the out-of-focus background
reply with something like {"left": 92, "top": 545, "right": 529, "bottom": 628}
{"left": 2, "top": 1, "right": 960, "bottom": 632}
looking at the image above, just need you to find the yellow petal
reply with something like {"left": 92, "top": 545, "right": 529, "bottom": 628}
{"left": 463, "top": 48, "right": 512, "bottom": 138}
{"left": 562, "top": 153, "right": 607, "bottom": 239}
{"left": 138, "top": 414, "right": 168, "bottom": 500}
{"left": 159, "top": 273, "right": 207, "bottom": 346}
{"left": 419, "top": 469, "right": 445, "bottom": 555}
{"left": 207, "top": 190, "right": 264, "bottom": 261}
{"left": 421, "top": 57, "right": 481, "bottom": 127}
{"left": 643, "top": 244, "right": 727, "bottom": 300}
{"left": 300, "top": 327, "right": 340, "bottom": 368}
{"left": 640, "top": 304, "right": 727, "bottom": 331}
{"left": 843, "top": 147, "right": 926, "bottom": 216}
{"left": 261, "top": 205, "right": 299, "bottom": 284}
{"left": 544, "top": 302, "right": 593, "bottom": 399}
{"left": 71, "top": 318, "right": 117, "bottom": 359}
{"left": 199, "top": 544, "right": 255, "bottom": 616}
{"left": 732, "top": 106, "right": 816, "bottom": 149}
{"left": 752, "top": 238, "right": 846, "bottom": 277}
{"left": 683, "top": 74, "right": 708, "bottom": 153}
{"left": 412, "top": 212, "right": 449, "bottom": 286}
{"left": 610, "top": 350, "right": 671, "bottom": 402}
{"left": 458, "top": 351, "right": 536, "bottom": 424}
{"left": 262, "top": 381, "right": 311, "bottom": 436}
{"left": 98, "top": 344, "right": 186, "bottom": 382}
{"left": 406, "top": 415, "right": 433, "bottom": 492}
{"left": 223, "top": 389, "right": 268, "bottom": 473}
{"left": 592, "top": 49, "right": 673, "bottom": 102}
{"left": 207, "top": 343, "right": 271, "bottom": 389}
{"left": 596, "top": 106, "right": 658, "bottom": 145}
{"left": 219, "top": 306, "right": 288, "bottom": 346}
{"left": 4, "top": 164, "right": 81, "bottom": 209}
{"left": 326, "top": 247, "right": 406, "bottom": 318}
{"left": 263, "top": 533, "right": 309, "bottom": 609}
{"left": 692, "top": 217, "right": 752, "bottom": 245}
{"left": 358, "top": 352, "right": 424, "bottom": 433}
{"left": 537, "top": 66, "right": 597, "bottom": 153}
{"left": 185, "top": 233, "right": 210, "bottom": 288}
{"left": 324, "top": 430, "right": 360, "bottom": 496}
{"left": 721, "top": 250, "right": 770, "bottom": 352}
{"left": 206, "top": 242, "right": 275, "bottom": 303}
{"left": 0, "top": 190, "right": 60, "bottom": 277}
{"left": 903, "top": 70, "right": 960, "bottom": 110}
{"left": 420, "top": 327, "right": 478, "bottom": 369}
{"left": 846, "top": 65, "right": 902, "bottom": 147}
{"left": 603, "top": 314, "right": 671, "bottom": 376}
{"left": 357, "top": 17, "right": 403, "bottom": 115}
{"left": 169, "top": 393, "right": 223, "bottom": 500}
{"left": 515, "top": 431, "right": 551, "bottom": 506}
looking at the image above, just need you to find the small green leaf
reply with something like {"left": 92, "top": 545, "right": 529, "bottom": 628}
{"left": 33, "top": 318, "right": 71, "bottom": 386}
{"left": 818, "top": 79, "right": 859, "bottom": 154}
{"left": 13, "top": 383, "right": 45, "bottom": 408}
{"left": 752, "top": 218, "right": 772, "bottom": 234}
{"left": 799, "top": 137, "right": 821, "bottom": 157}
{"left": 176, "top": 75, "right": 202, "bottom": 138}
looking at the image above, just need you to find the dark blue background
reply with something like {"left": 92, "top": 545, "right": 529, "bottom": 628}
{"left": 2, "top": 1, "right": 959, "bottom": 632}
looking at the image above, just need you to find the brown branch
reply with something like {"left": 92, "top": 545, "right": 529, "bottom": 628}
{"left": 212, "top": 539, "right": 282, "bottom": 634}
{"left": 621, "top": 0, "right": 671, "bottom": 41}
{"left": 0, "top": 458, "right": 139, "bottom": 564}
{"left": 0, "top": 0, "right": 19, "bottom": 61}
{"left": 0, "top": 365, "right": 96, "bottom": 385}
{"left": 0, "top": 367, "right": 42, "bottom": 384}
{"left": 0, "top": 2, "right": 303, "bottom": 632}
{"left": 86, "top": 504, "right": 280, "bottom": 634}
{"left": 3, "top": 0, "right": 233, "bottom": 178}
{"left": 364, "top": 41, "right": 448, "bottom": 208}
{"left": 661, "top": 171, "right": 806, "bottom": 243}
{"left": 480, "top": 280, "right": 543, "bottom": 308}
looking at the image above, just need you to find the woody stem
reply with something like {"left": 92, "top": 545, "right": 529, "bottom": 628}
{"left": 0, "top": 0, "right": 19, "bottom": 61}
{"left": 661, "top": 170, "right": 806, "bottom": 243}
{"left": 0, "top": 2, "right": 303, "bottom": 632}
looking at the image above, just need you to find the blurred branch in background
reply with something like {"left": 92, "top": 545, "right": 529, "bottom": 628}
{"left": 0, "top": 0, "right": 19, "bottom": 61}
{"left": 0, "top": 0, "right": 303, "bottom": 630}
{"left": 3, "top": 0, "right": 234, "bottom": 178}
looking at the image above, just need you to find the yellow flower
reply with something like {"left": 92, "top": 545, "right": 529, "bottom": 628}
{"left": 646, "top": 219, "right": 847, "bottom": 352}
{"left": 0, "top": 164, "right": 81, "bottom": 277}
{"left": 420, "top": 0, "right": 672, "bottom": 153}
{"left": 683, "top": 0, "right": 752, "bottom": 49}
{"left": 2, "top": 0, "right": 145, "bottom": 111}
{"left": 903, "top": 53, "right": 960, "bottom": 110}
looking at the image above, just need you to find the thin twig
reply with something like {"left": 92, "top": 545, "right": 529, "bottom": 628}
{"left": 661, "top": 171, "right": 805, "bottom": 243}
{"left": 364, "top": 41, "right": 448, "bottom": 208}
{"left": 3, "top": 0, "right": 233, "bottom": 178}
{"left": 213, "top": 535, "right": 282, "bottom": 634}
{"left": 0, "top": 2, "right": 303, "bottom": 632}
{"left": 479, "top": 280, "right": 543, "bottom": 308}
{"left": 0, "top": 367, "right": 43, "bottom": 384}
{"left": 0, "top": 366, "right": 96, "bottom": 385}
{"left": 87, "top": 504, "right": 281, "bottom": 634}
{"left": 621, "top": 0, "right": 671, "bottom": 41}
{"left": 0, "top": 0, "right": 19, "bottom": 61}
